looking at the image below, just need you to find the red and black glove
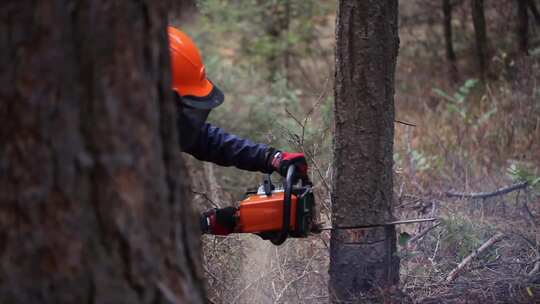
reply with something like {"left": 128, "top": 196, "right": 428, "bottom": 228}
{"left": 200, "top": 207, "right": 237, "bottom": 235}
{"left": 269, "top": 151, "right": 308, "bottom": 179}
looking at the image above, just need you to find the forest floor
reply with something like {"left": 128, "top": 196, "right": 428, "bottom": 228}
{"left": 182, "top": 1, "right": 540, "bottom": 303}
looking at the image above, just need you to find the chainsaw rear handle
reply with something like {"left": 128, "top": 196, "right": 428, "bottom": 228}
{"left": 271, "top": 165, "right": 296, "bottom": 245}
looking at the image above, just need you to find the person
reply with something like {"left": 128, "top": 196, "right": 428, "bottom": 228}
{"left": 168, "top": 26, "right": 308, "bottom": 236}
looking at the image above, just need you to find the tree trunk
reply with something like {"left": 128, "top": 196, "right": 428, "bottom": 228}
{"left": 471, "top": 0, "right": 488, "bottom": 79}
{"left": 171, "top": 0, "right": 198, "bottom": 24}
{"left": 253, "top": 0, "right": 292, "bottom": 82}
{"left": 284, "top": 0, "right": 291, "bottom": 85}
{"left": 329, "top": 1, "right": 400, "bottom": 302}
{"left": 527, "top": 0, "right": 540, "bottom": 26}
{"left": 0, "top": 2, "right": 205, "bottom": 303}
{"left": 517, "top": 0, "right": 529, "bottom": 54}
{"left": 443, "top": 0, "right": 459, "bottom": 82}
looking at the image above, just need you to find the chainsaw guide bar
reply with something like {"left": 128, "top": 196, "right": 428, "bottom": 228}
{"left": 317, "top": 218, "right": 438, "bottom": 231}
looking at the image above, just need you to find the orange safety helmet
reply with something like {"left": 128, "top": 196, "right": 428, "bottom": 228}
{"left": 168, "top": 26, "right": 224, "bottom": 109}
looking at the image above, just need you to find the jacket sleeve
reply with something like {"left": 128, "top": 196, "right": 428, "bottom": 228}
{"left": 182, "top": 122, "right": 275, "bottom": 173}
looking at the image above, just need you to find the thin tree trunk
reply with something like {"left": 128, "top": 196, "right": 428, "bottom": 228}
{"left": 471, "top": 0, "right": 488, "bottom": 79}
{"left": 260, "top": 0, "right": 284, "bottom": 81}
{"left": 517, "top": 0, "right": 529, "bottom": 54}
{"left": 329, "top": 1, "right": 400, "bottom": 302}
{"left": 527, "top": 0, "right": 540, "bottom": 25}
{"left": 176, "top": 0, "right": 197, "bottom": 21}
{"left": 284, "top": 0, "right": 291, "bottom": 85}
{"left": 443, "top": 0, "right": 459, "bottom": 82}
{"left": 0, "top": 2, "right": 204, "bottom": 303}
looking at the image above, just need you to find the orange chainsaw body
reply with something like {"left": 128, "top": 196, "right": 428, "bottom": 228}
{"left": 236, "top": 191, "right": 298, "bottom": 233}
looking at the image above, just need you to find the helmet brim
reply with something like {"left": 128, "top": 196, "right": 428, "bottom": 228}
{"left": 180, "top": 82, "right": 224, "bottom": 110}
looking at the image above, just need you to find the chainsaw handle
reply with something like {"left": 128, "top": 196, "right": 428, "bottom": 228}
{"left": 271, "top": 165, "right": 296, "bottom": 245}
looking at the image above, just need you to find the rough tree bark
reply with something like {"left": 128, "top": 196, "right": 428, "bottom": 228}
{"left": 329, "top": 1, "right": 400, "bottom": 302}
{"left": 471, "top": 0, "right": 488, "bottom": 79}
{"left": 443, "top": 0, "right": 459, "bottom": 82}
{"left": 0, "top": 1, "right": 204, "bottom": 303}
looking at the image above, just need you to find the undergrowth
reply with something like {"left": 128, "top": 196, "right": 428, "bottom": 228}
{"left": 182, "top": 0, "right": 539, "bottom": 303}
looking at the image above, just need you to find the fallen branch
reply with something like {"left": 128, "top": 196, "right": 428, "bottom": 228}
{"left": 529, "top": 260, "right": 540, "bottom": 276}
{"left": 446, "top": 232, "right": 505, "bottom": 283}
{"left": 446, "top": 182, "right": 528, "bottom": 200}
{"left": 395, "top": 119, "right": 417, "bottom": 127}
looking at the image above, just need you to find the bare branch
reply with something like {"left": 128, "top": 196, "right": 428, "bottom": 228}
{"left": 395, "top": 119, "right": 417, "bottom": 127}
{"left": 446, "top": 182, "right": 528, "bottom": 199}
{"left": 191, "top": 189, "right": 220, "bottom": 208}
{"left": 284, "top": 107, "right": 305, "bottom": 129}
{"left": 273, "top": 253, "right": 316, "bottom": 303}
{"left": 529, "top": 260, "right": 540, "bottom": 276}
{"left": 303, "top": 78, "right": 331, "bottom": 124}
{"left": 409, "top": 222, "right": 441, "bottom": 244}
{"left": 446, "top": 232, "right": 505, "bottom": 283}
{"left": 303, "top": 149, "right": 332, "bottom": 196}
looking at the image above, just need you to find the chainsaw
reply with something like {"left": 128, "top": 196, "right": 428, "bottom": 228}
{"left": 235, "top": 165, "right": 314, "bottom": 245}
{"left": 208, "top": 165, "right": 436, "bottom": 245}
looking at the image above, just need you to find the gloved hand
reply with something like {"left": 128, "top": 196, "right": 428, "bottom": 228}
{"left": 269, "top": 151, "right": 308, "bottom": 179}
{"left": 200, "top": 207, "right": 237, "bottom": 235}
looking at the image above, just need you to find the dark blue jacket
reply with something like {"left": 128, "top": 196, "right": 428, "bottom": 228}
{"left": 178, "top": 108, "right": 274, "bottom": 173}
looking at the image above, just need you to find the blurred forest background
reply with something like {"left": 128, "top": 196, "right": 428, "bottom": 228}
{"left": 176, "top": 0, "right": 539, "bottom": 303}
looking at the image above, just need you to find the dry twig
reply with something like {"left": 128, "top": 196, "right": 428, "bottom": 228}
{"left": 410, "top": 222, "right": 441, "bottom": 244}
{"left": 191, "top": 189, "right": 220, "bottom": 208}
{"left": 446, "top": 232, "right": 505, "bottom": 283}
{"left": 446, "top": 182, "right": 528, "bottom": 200}
{"left": 395, "top": 119, "right": 417, "bottom": 127}
{"left": 273, "top": 253, "right": 316, "bottom": 303}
